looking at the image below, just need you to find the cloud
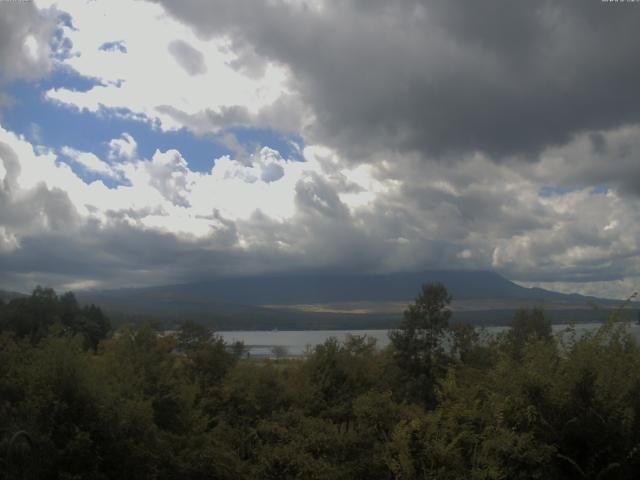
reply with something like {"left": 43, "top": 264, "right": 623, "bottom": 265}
{"left": 98, "top": 40, "right": 127, "bottom": 53}
{"left": 295, "top": 172, "right": 349, "bottom": 219}
{"left": 530, "top": 125, "right": 640, "bottom": 197}
{"left": 0, "top": 137, "right": 83, "bottom": 260}
{"left": 0, "top": 124, "right": 387, "bottom": 290}
{"left": 37, "top": 0, "right": 298, "bottom": 134}
{"left": 3, "top": 122, "right": 640, "bottom": 297}
{"left": 108, "top": 132, "right": 137, "bottom": 160}
{"left": 3, "top": 0, "right": 640, "bottom": 300}
{"left": 167, "top": 39, "right": 207, "bottom": 76}
{"left": 145, "top": 149, "right": 194, "bottom": 208}
{"left": 61, "top": 146, "right": 116, "bottom": 177}
{"left": 152, "top": 0, "right": 640, "bottom": 161}
{"left": 0, "top": 1, "right": 56, "bottom": 86}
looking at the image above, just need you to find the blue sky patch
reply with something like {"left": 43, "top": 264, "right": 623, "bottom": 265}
{"left": 50, "top": 12, "right": 76, "bottom": 61}
{"left": 0, "top": 66, "right": 305, "bottom": 183}
{"left": 591, "top": 184, "right": 609, "bottom": 195}
{"left": 538, "top": 184, "right": 609, "bottom": 198}
{"left": 99, "top": 41, "right": 128, "bottom": 53}
{"left": 538, "top": 185, "right": 578, "bottom": 197}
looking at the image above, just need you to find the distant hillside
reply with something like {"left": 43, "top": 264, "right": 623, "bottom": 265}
{"left": 83, "top": 270, "right": 614, "bottom": 305}
{"left": 76, "top": 271, "right": 633, "bottom": 330}
{"left": 0, "top": 290, "right": 27, "bottom": 302}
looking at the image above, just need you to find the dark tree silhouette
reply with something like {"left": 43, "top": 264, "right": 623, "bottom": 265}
{"left": 390, "top": 282, "right": 451, "bottom": 406}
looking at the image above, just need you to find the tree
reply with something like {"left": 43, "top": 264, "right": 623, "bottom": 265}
{"left": 505, "top": 307, "right": 551, "bottom": 358}
{"left": 177, "top": 319, "right": 214, "bottom": 353}
{"left": 389, "top": 282, "right": 452, "bottom": 406}
{"left": 271, "top": 345, "right": 289, "bottom": 359}
{"left": 449, "top": 323, "right": 479, "bottom": 364}
{"left": 0, "top": 288, "right": 110, "bottom": 349}
{"left": 0, "top": 286, "right": 59, "bottom": 343}
{"left": 177, "top": 320, "right": 236, "bottom": 391}
{"left": 69, "top": 303, "right": 111, "bottom": 351}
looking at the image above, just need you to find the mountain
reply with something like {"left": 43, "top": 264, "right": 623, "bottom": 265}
{"left": 0, "top": 290, "right": 27, "bottom": 303}
{"left": 76, "top": 271, "right": 633, "bottom": 330}
{"left": 82, "top": 270, "right": 609, "bottom": 304}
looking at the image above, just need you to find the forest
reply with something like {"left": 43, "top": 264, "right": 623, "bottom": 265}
{"left": 1, "top": 284, "right": 640, "bottom": 479}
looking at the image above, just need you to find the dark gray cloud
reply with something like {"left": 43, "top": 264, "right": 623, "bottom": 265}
{"left": 295, "top": 173, "right": 349, "bottom": 219}
{"left": 167, "top": 39, "right": 207, "bottom": 76}
{"left": 528, "top": 126, "right": 640, "bottom": 197}
{"left": 153, "top": 0, "right": 640, "bottom": 160}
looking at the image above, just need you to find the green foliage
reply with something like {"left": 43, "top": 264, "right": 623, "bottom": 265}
{"left": 0, "top": 287, "right": 110, "bottom": 349}
{"left": 2, "top": 285, "right": 640, "bottom": 479}
{"left": 389, "top": 282, "right": 452, "bottom": 406}
{"left": 504, "top": 307, "right": 552, "bottom": 358}
{"left": 177, "top": 320, "right": 237, "bottom": 392}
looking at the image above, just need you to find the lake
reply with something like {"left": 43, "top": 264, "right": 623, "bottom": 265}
{"left": 219, "top": 322, "right": 640, "bottom": 357}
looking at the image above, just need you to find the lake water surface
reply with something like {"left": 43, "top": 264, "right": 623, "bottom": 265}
{"left": 219, "top": 322, "right": 640, "bottom": 357}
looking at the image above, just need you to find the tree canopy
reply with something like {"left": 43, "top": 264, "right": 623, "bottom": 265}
{"left": 2, "top": 285, "right": 640, "bottom": 479}
{"left": 389, "top": 282, "right": 452, "bottom": 406}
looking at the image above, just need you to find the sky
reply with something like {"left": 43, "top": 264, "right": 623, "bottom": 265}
{"left": 1, "top": 0, "right": 640, "bottom": 299}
